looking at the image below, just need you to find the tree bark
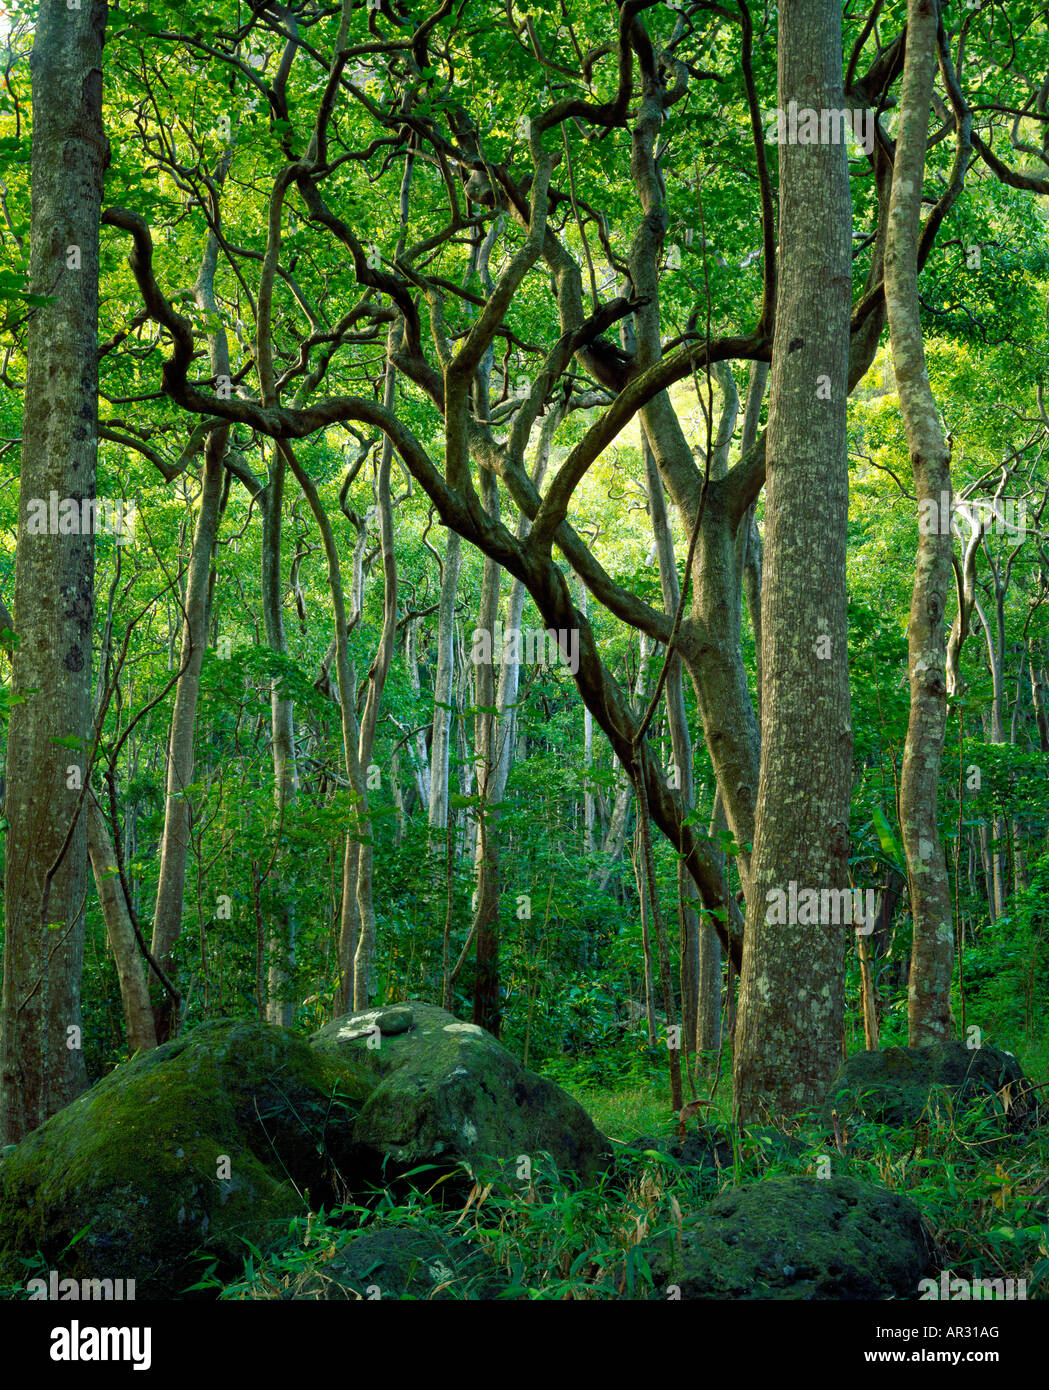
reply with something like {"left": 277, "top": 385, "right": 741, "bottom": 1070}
{"left": 351, "top": 348, "right": 400, "bottom": 1009}
{"left": 427, "top": 528, "right": 462, "bottom": 831}
{"left": 885, "top": 0, "right": 956, "bottom": 1046}
{"left": 733, "top": 0, "right": 854, "bottom": 1124}
{"left": 261, "top": 442, "right": 299, "bottom": 1027}
{"left": 1, "top": 0, "right": 108, "bottom": 1143}
{"left": 470, "top": 467, "right": 502, "bottom": 1034}
{"left": 640, "top": 431, "right": 709, "bottom": 1055}
{"left": 149, "top": 379, "right": 226, "bottom": 1042}
{"left": 86, "top": 794, "right": 157, "bottom": 1054}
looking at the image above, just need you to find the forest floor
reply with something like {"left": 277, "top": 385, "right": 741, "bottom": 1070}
{"left": 559, "top": 1033, "right": 1049, "bottom": 1301}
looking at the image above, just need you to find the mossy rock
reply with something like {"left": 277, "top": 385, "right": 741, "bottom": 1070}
{"left": 741, "top": 1126, "right": 814, "bottom": 1169}
{"left": 311, "top": 1001, "right": 611, "bottom": 1186}
{"left": 620, "top": 1126, "right": 732, "bottom": 1173}
{"left": 641, "top": 1174, "right": 931, "bottom": 1300}
{"left": 289, "top": 1226, "right": 502, "bottom": 1300}
{"left": 824, "top": 1042, "right": 1033, "bottom": 1129}
{"left": 0, "top": 1019, "right": 371, "bottom": 1299}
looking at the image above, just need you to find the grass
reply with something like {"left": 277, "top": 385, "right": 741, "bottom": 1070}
{"left": 3, "top": 1013, "right": 1045, "bottom": 1301}
{"left": 193, "top": 1048, "right": 1047, "bottom": 1301}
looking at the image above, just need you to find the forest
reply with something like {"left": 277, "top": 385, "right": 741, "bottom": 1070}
{"left": 0, "top": 0, "right": 1046, "bottom": 1336}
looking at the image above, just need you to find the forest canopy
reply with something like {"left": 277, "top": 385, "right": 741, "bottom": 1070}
{"left": 0, "top": 0, "right": 1046, "bottom": 1309}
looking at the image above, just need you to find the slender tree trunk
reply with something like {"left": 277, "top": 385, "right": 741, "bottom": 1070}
{"left": 738, "top": 361, "right": 769, "bottom": 728}
{"left": 885, "top": 0, "right": 957, "bottom": 1046}
{"left": 640, "top": 432, "right": 708, "bottom": 1056}
{"left": 351, "top": 405, "right": 399, "bottom": 1007}
{"left": 599, "top": 775, "right": 633, "bottom": 892}
{"left": 286, "top": 437, "right": 372, "bottom": 1019}
{"left": 1030, "top": 649, "right": 1049, "bottom": 753}
{"left": 577, "top": 575, "right": 596, "bottom": 856}
{"left": 150, "top": 446, "right": 223, "bottom": 1043}
{"left": 86, "top": 794, "right": 157, "bottom": 1054}
{"left": 403, "top": 619, "right": 431, "bottom": 808}
{"left": 150, "top": 203, "right": 231, "bottom": 1042}
{"left": 733, "top": 0, "right": 854, "bottom": 1124}
{"left": 973, "top": 598, "right": 1008, "bottom": 915}
{"left": 427, "top": 529, "right": 462, "bottom": 830}
{"left": 0, "top": 0, "right": 108, "bottom": 1143}
{"left": 261, "top": 444, "right": 299, "bottom": 1027}
{"left": 632, "top": 829, "right": 658, "bottom": 1046}
{"left": 470, "top": 468, "right": 502, "bottom": 1034}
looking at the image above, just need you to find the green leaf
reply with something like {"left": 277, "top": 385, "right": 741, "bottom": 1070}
{"left": 872, "top": 806, "right": 905, "bottom": 868}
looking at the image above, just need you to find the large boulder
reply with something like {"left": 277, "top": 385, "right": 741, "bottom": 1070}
{"left": 642, "top": 1174, "right": 931, "bottom": 1300}
{"left": 287, "top": 1226, "right": 501, "bottom": 1300}
{"left": 825, "top": 1042, "right": 1033, "bottom": 1128}
{"left": 310, "top": 1001, "right": 610, "bottom": 1186}
{"left": 0, "top": 1019, "right": 369, "bottom": 1299}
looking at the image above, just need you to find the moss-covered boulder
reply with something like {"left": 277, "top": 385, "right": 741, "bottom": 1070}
{"left": 621, "top": 1126, "right": 732, "bottom": 1173}
{"left": 824, "top": 1042, "right": 1033, "bottom": 1128}
{"left": 0, "top": 1019, "right": 370, "bottom": 1299}
{"left": 642, "top": 1174, "right": 931, "bottom": 1300}
{"left": 310, "top": 1001, "right": 610, "bottom": 1186}
{"left": 290, "top": 1226, "right": 501, "bottom": 1300}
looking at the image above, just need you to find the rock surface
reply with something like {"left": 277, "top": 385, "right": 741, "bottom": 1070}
{"left": 290, "top": 1226, "right": 500, "bottom": 1300}
{"left": 310, "top": 1001, "right": 610, "bottom": 1186}
{"left": 825, "top": 1042, "right": 1033, "bottom": 1127}
{"left": 0, "top": 1019, "right": 368, "bottom": 1298}
{"left": 642, "top": 1174, "right": 931, "bottom": 1300}
{"left": 621, "top": 1126, "right": 732, "bottom": 1173}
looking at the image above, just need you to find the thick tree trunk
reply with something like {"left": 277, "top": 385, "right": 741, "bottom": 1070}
{"left": 733, "top": 0, "right": 854, "bottom": 1124}
{"left": 0, "top": 0, "right": 108, "bottom": 1143}
{"left": 885, "top": 0, "right": 956, "bottom": 1046}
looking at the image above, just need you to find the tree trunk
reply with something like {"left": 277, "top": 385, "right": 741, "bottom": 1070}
{"left": 261, "top": 443, "right": 299, "bottom": 1027}
{"left": 1030, "top": 649, "right": 1049, "bottom": 753}
{"left": 86, "top": 795, "right": 157, "bottom": 1054}
{"left": 351, "top": 348, "right": 401, "bottom": 1009}
{"left": 733, "top": 0, "right": 854, "bottom": 1124}
{"left": 0, "top": 0, "right": 108, "bottom": 1143}
{"left": 427, "top": 529, "right": 462, "bottom": 831}
{"left": 470, "top": 467, "right": 502, "bottom": 1035}
{"left": 150, "top": 197, "right": 231, "bottom": 1043}
{"left": 885, "top": 0, "right": 956, "bottom": 1046}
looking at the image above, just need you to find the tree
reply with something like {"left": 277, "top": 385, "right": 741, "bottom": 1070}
{"left": 733, "top": 0, "right": 854, "bottom": 1123}
{"left": 884, "top": 0, "right": 958, "bottom": 1045}
{"left": 0, "top": 0, "right": 109, "bottom": 1142}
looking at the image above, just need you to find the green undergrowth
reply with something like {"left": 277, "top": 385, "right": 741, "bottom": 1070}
{"left": 184, "top": 1073, "right": 1049, "bottom": 1300}
{"left": 3, "top": 1040, "right": 1044, "bottom": 1301}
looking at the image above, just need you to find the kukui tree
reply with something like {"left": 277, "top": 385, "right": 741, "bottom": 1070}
{"left": 0, "top": 0, "right": 1047, "bottom": 1135}
{"left": 0, "top": 0, "right": 108, "bottom": 1144}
